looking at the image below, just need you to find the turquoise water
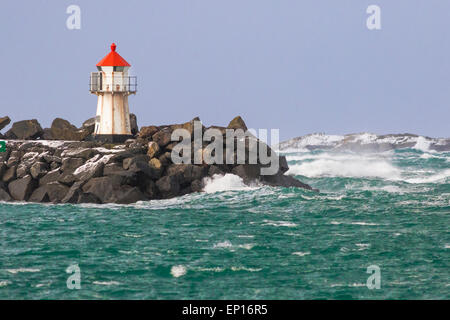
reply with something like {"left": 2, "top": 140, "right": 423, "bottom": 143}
{"left": 0, "top": 148, "right": 449, "bottom": 299}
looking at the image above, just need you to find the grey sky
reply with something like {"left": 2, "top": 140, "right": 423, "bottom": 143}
{"left": 0, "top": 0, "right": 449, "bottom": 140}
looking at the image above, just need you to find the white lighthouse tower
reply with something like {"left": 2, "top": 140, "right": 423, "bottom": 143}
{"left": 90, "top": 43, "right": 137, "bottom": 142}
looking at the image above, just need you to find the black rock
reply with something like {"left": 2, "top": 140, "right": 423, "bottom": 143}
{"left": 8, "top": 175, "right": 37, "bottom": 201}
{"left": 155, "top": 175, "right": 181, "bottom": 197}
{"left": 0, "top": 116, "right": 11, "bottom": 131}
{"left": 130, "top": 113, "right": 139, "bottom": 135}
{"left": 6, "top": 119, "right": 44, "bottom": 140}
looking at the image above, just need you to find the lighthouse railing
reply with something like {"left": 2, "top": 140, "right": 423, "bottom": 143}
{"left": 89, "top": 72, "right": 137, "bottom": 93}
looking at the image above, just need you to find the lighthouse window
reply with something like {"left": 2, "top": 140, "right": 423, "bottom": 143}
{"left": 113, "top": 66, "right": 124, "bottom": 72}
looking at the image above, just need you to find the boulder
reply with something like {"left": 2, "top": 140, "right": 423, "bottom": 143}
{"left": 58, "top": 173, "right": 77, "bottom": 185}
{"left": 262, "top": 173, "right": 314, "bottom": 190}
{"left": 128, "top": 160, "right": 161, "bottom": 180}
{"left": 82, "top": 176, "right": 147, "bottom": 204}
{"left": 115, "top": 186, "right": 147, "bottom": 204}
{"left": 16, "top": 163, "right": 29, "bottom": 178}
{"left": 42, "top": 128, "right": 53, "bottom": 140}
{"left": 152, "top": 127, "right": 173, "bottom": 147}
{"left": 158, "top": 152, "right": 172, "bottom": 166}
{"left": 21, "top": 152, "right": 40, "bottom": 167}
{"left": 6, "top": 119, "right": 44, "bottom": 140}
{"left": 72, "top": 154, "right": 107, "bottom": 182}
{"left": 139, "top": 126, "right": 159, "bottom": 140}
{"left": 8, "top": 175, "right": 37, "bottom": 201}
{"left": 77, "top": 193, "right": 101, "bottom": 204}
{"left": 45, "top": 182, "right": 70, "bottom": 202}
{"left": 166, "top": 164, "right": 207, "bottom": 184}
{"left": 279, "top": 155, "right": 289, "bottom": 173}
{"left": 123, "top": 155, "right": 150, "bottom": 170}
{"left": 103, "top": 163, "right": 123, "bottom": 175}
{"left": 29, "top": 186, "right": 50, "bottom": 203}
{"left": 0, "top": 188, "right": 12, "bottom": 201}
{"left": 0, "top": 116, "right": 11, "bottom": 131}
{"left": 144, "top": 180, "right": 158, "bottom": 199}
{"left": 50, "top": 118, "right": 93, "bottom": 141}
{"left": 7, "top": 151, "right": 20, "bottom": 167}
{"left": 61, "top": 148, "right": 98, "bottom": 159}
{"left": 227, "top": 116, "right": 248, "bottom": 131}
{"left": 0, "top": 162, "right": 6, "bottom": 177}
{"left": 30, "top": 162, "right": 48, "bottom": 179}
{"left": 42, "top": 153, "right": 62, "bottom": 164}
{"left": 208, "top": 165, "right": 225, "bottom": 176}
{"left": 2, "top": 166, "right": 16, "bottom": 183}
{"left": 61, "top": 157, "right": 84, "bottom": 172}
{"left": 50, "top": 118, "right": 77, "bottom": 140}
{"left": 81, "top": 117, "right": 96, "bottom": 135}
{"left": 149, "top": 158, "right": 163, "bottom": 171}
{"left": 147, "top": 141, "right": 160, "bottom": 158}
{"left": 231, "top": 164, "right": 263, "bottom": 184}
{"left": 191, "top": 179, "right": 204, "bottom": 192}
{"left": 155, "top": 175, "right": 181, "bottom": 197}
{"left": 39, "top": 169, "right": 62, "bottom": 186}
{"left": 0, "top": 148, "right": 10, "bottom": 162}
{"left": 61, "top": 181, "right": 84, "bottom": 204}
{"left": 108, "top": 170, "right": 139, "bottom": 186}
{"left": 170, "top": 117, "right": 202, "bottom": 136}
{"left": 130, "top": 113, "right": 139, "bottom": 135}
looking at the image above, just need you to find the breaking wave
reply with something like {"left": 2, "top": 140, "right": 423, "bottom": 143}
{"left": 203, "top": 174, "right": 259, "bottom": 193}
{"left": 276, "top": 133, "right": 450, "bottom": 153}
{"left": 287, "top": 155, "right": 401, "bottom": 179}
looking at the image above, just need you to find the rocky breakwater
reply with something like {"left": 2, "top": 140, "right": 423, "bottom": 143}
{"left": 0, "top": 116, "right": 314, "bottom": 204}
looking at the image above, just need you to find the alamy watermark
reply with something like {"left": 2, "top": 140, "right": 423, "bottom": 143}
{"left": 366, "top": 5, "right": 381, "bottom": 30}
{"left": 170, "top": 121, "right": 280, "bottom": 175}
{"left": 66, "top": 5, "right": 81, "bottom": 30}
{"left": 366, "top": 265, "right": 381, "bottom": 289}
{"left": 66, "top": 264, "right": 81, "bottom": 290}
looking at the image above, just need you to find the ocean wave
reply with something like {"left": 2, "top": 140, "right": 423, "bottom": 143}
{"left": 6, "top": 268, "right": 40, "bottom": 274}
{"left": 292, "top": 251, "right": 311, "bottom": 256}
{"left": 170, "top": 265, "right": 187, "bottom": 278}
{"left": 404, "top": 169, "right": 450, "bottom": 184}
{"left": 93, "top": 281, "right": 121, "bottom": 286}
{"left": 203, "top": 174, "right": 260, "bottom": 193}
{"left": 262, "top": 220, "right": 297, "bottom": 227}
{"left": 277, "top": 133, "right": 449, "bottom": 153}
{"left": 287, "top": 155, "right": 401, "bottom": 179}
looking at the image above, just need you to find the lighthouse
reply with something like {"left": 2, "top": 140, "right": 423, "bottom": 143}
{"left": 90, "top": 43, "right": 137, "bottom": 142}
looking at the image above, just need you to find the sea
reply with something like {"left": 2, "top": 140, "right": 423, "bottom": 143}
{"left": 0, "top": 134, "right": 449, "bottom": 299}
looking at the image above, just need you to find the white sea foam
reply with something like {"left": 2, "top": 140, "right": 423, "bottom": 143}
{"left": 6, "top": 268, "right": 40, "bottom": 274}
{"left": 331, "top": 221, "right": 379, "bottom": 226}
{"left": 170, "top": 265, "right": 187, "bottom": 278}
{"left": 238, "top": 243, "right": 255, "bottom": 250}
{"left": 93, "top": 281, "right": 121, "bottom": 286}
{"left": 278, "top": 133, "right": 449, "bottom": 153}
{"left": 355, "top": 243, "right": 371, "bottom": 250}
{"left": 413, "top": 136, "right": 433, "bottom": 152}
{"left": 203, "top": 174, "right": 259, "bottom": 193}
{"left": 213, "top": 240, "right": 233, "bottom": 248}
{"left": 287, "top": 155, "right": 401, "bottom": 179}
{"left": 262, "top": 220, "right": 297, "bottom": 227}
{"left": 231, "top": 266, "right": 262, "bottom": 272}
{"left": 292, "top": 251, "right": 311, "bottom": 256}
{"left": 0, "top": 280, "right": 11, "bottom": 287}
{"left": 404, "top": 169, "right": 450, "bottom": 184}
{"left": 193, "top": 267, "right": 225, "bottom": 272}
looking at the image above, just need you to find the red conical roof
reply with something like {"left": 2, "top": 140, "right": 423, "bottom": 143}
{"left": 96, "top": 43, "right": 131, "bottom": 67}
